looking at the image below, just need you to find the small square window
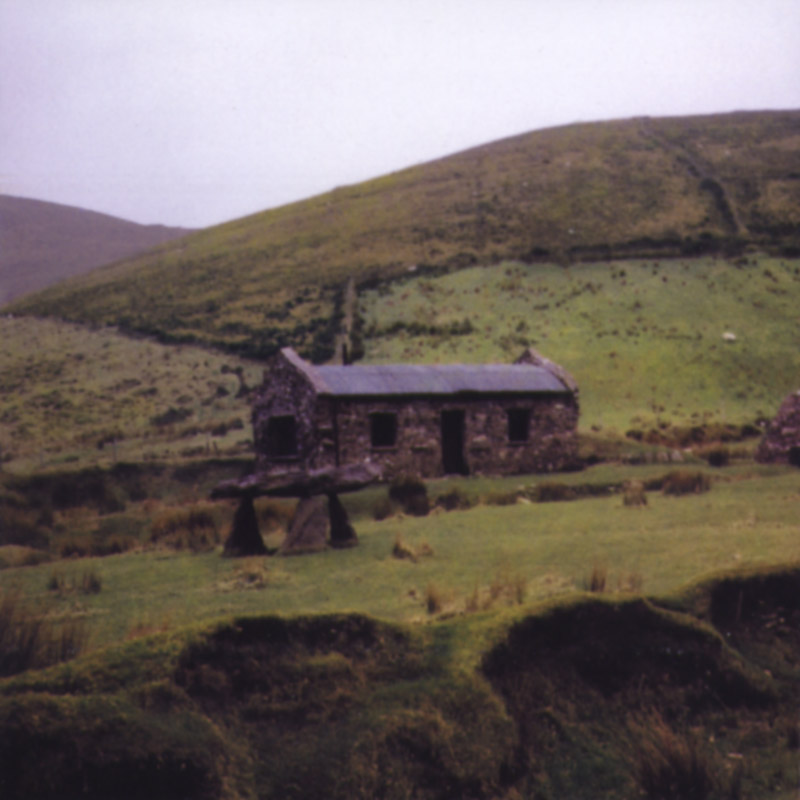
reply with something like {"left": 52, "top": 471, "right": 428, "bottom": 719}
{"left": 507, "top": 409, "right": 530, "bottom": 443}
{"left": 370, "top": 413, "right": 398, "bottom": 448}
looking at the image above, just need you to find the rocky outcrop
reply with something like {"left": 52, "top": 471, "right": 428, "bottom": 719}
{"left": 756, "top": 391, "right": 800, "bottom": 465}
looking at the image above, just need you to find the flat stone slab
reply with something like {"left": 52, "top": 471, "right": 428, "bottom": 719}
{"left": 211, "top": 462, "right": 382, "bottom": 499}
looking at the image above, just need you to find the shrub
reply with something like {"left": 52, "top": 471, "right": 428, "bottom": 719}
{"left": 434, "top": 487, "right": 475, "bottom": 511}
{"left": 623, "top": 480, "right": 648, "bottom": 507}
{"left": 661, "top": 471, "right": 711, "bottom": 496}
{"left": 403, "top": 493, "right": 431, "bottom": 516}
{"left": 388, "top": 474, "right": 429, "bottom": 516}
{"left": 703, "top": 445, "right": 730, "bottom": 467}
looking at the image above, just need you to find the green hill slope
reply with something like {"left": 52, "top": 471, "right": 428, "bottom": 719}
{"left": 7, "top": 111, "right": 800, "bottom": 360}
{"left": 359, "top": 254, "right": 800, "bottom": 433}
{"left": 0, "top": 195, "right": 193, "bottom": 304}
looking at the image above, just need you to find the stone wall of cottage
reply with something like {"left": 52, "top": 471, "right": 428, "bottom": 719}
{"left": 329, "top": 394, "right": 579, "bottom": 478}
{"left": 251, "top": 352, "right": 320, "bottom": 474}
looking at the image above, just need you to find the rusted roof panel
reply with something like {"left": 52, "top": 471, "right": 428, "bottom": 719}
{"left": 314, "top": 363, "right": 568, "bottom": 396}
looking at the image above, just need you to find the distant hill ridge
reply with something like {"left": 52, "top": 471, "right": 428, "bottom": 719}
{"left": 7, "top": 110, "right": 800, "bottom": 360}
{"left": 0, "top": 195, "right": 193, "bottom": 304}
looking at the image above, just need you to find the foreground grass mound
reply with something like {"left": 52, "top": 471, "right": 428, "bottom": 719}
{"left": 1, "top": 565, "right": 798, "bottom": 799}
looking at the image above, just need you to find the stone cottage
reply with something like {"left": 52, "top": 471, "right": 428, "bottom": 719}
{"left": 251, "top": 347, "right": 579, "bottom": 479}
{"left": 756, "top": 390, "right": 800, "bottom": 465}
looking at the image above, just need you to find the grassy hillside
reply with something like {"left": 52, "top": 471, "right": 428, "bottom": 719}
{"left": 3, "top": 250, "right": 800, "bottom": 472}
{"left": 0, "top": 194, "right": 192, "bottom": 304}
{"left": 7, "top": 111, "right": 800, "bottom": 360}
{"left": 359, "top": 253, "right": 800, "bottom": 433}
{"left": 0, "top": 316, "right": 261, "bottom": 471}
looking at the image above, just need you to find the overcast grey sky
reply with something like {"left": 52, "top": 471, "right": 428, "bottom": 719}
{"left": 1, "top": 0, "right": 798, "bottom": 228}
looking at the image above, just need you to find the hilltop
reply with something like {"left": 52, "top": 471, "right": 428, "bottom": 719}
{"left": 0, "top": 195, "right": 193, "bottom": 304}
{"left": 7, "top": 110, "right": 800, "bottom": 360}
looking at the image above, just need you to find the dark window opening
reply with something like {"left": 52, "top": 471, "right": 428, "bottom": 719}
{"left": 507, "top": 409, "right": 530, "bottom": 443}
{"left": 441, "top": 409, "right": 469, "bottom": 475}
{"left": 370, "top": 413, "right": 398, "bottom": 448}
{"left": 266, "top": 415, "right": 298, "bottom": 457}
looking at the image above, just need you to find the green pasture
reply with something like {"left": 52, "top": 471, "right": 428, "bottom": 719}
{"left": 3, "top": 463, "right": 799, "bottom": 653}
{"left": 360, "top": 254, "right": 800, "bottom": 432}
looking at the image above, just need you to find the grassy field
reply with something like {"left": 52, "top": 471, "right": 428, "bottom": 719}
{"left": 2, "top": 462, "right": 798, "bottom": 650}
{"left": 360, "top": 254, "right": 800, "bottom": 432}
{"left": 2, "top": 463, "right": 799, "bottom": 798}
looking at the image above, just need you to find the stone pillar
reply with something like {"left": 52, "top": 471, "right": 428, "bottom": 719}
{"left": 279, "top": 496, "right": 329, "bottom": 555}
{"left": 223, "top": 496, "right": 267, "bottom": 556}
{"left": 328, "top": 492, "right": 358, "bottom": 548}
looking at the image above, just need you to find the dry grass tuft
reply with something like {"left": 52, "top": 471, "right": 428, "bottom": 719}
{"left": 628, "top": 711, "right": 728, "bottom": 800}
{"left": 623, "top": 479, "right": 648, "bottom": 507}
{"left": 424, "top": 582, "right": 445, "bottom": 615}
{"left": 149, "top": 504, "right": 220, "bottom": 552}
{"left": 0, "top": 589, "right": 89, "bottom": 676}
{"left": 584, "top": 562, "right": 608, "bottom": 593}
{"left": 392, "top": 534, "right": 435, "bottom": 564}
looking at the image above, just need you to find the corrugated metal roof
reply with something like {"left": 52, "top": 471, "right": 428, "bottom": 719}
{"left": 313, "top": 363, "right": 568, "bottom": 396}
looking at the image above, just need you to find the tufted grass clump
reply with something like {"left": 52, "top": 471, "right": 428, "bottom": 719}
{"left": 623, "top": 479, "right": 648, "bottom": 506}
{"left": 0, "top": 589, "right": 89, "bottom": 676}
{"left": 149, "top": 505, "right": 220, "bottom": 552}
{"left": 628, "top": 711, "right": 730, "bottom": 800}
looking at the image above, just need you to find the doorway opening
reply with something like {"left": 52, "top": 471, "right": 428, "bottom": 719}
{"left": 441, "top": 410, "right": 468, "bottom": 475}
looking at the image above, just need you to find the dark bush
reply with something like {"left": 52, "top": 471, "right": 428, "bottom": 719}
{"left": 434, "top": 488, "right": 474, "bottom": 511}
{"left": 661, "top": 471, "right": 711, "bottom": 496}
{"left": 532, "top": 483, "right": 576, "bottom": 502}
{"left": 388, "top": 475, "right": 429, "bottom": 516}
{"left": 704, "top": 446, "right": 730, "bottom": 467}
